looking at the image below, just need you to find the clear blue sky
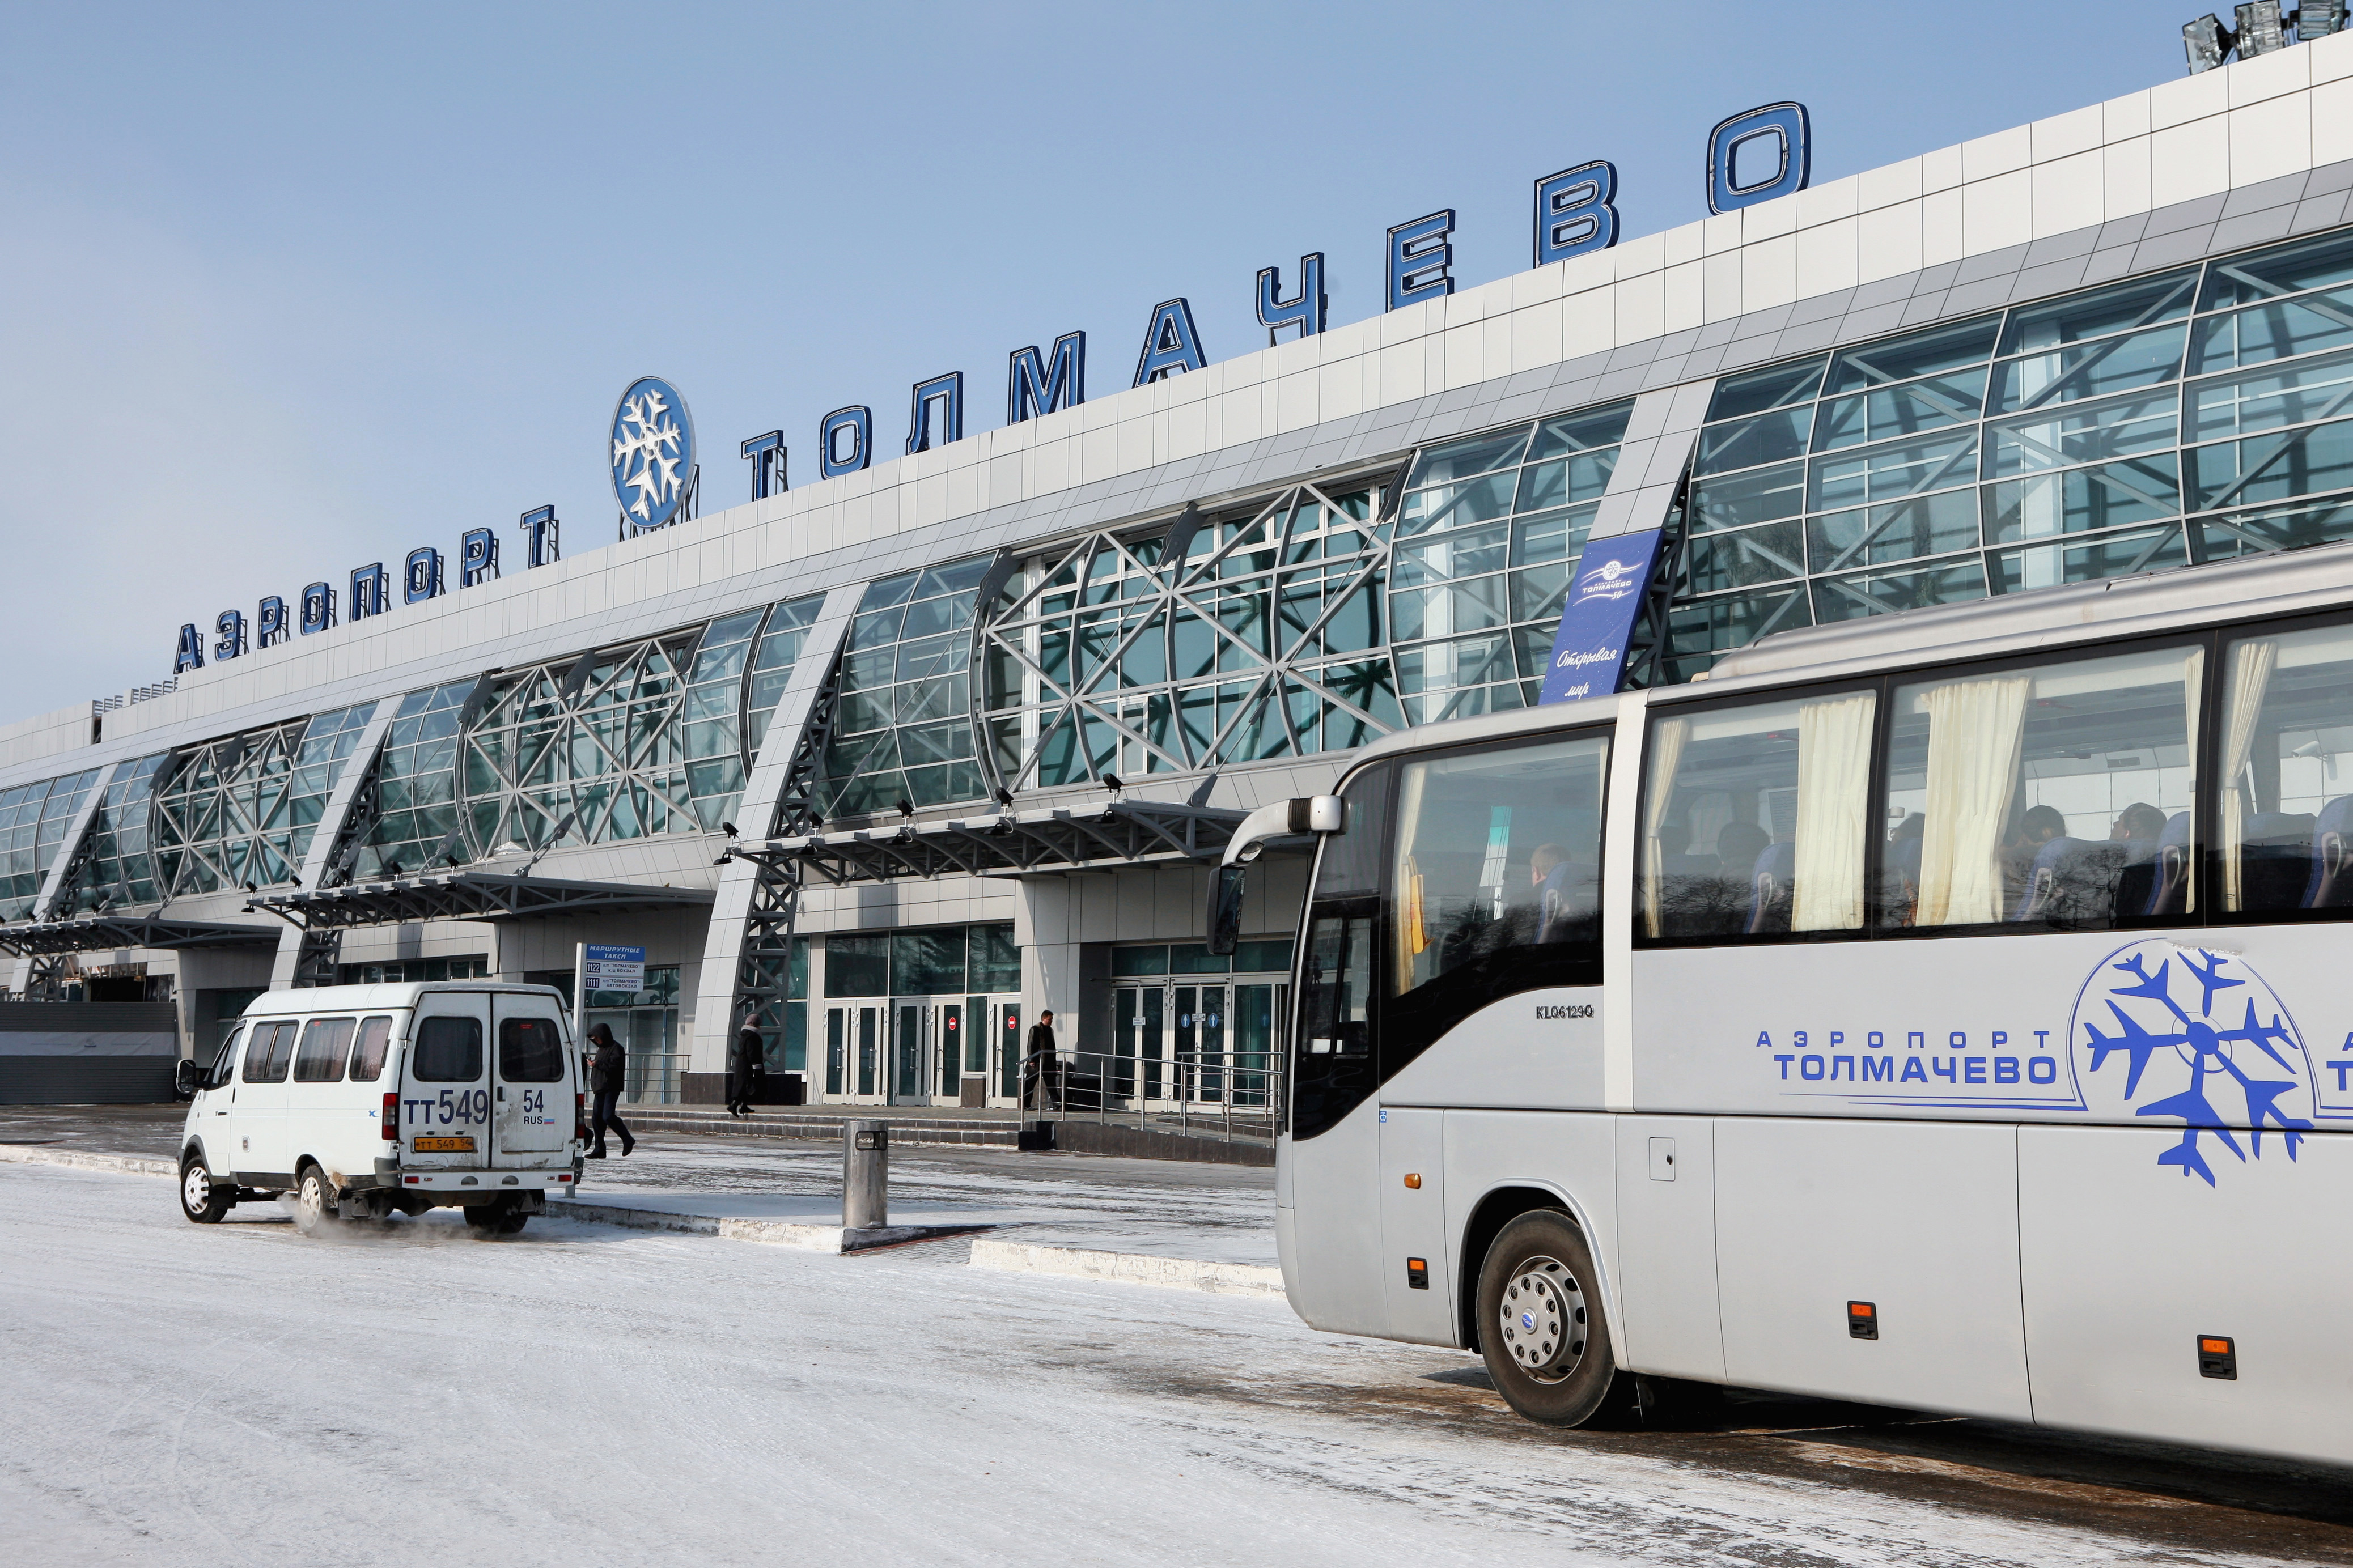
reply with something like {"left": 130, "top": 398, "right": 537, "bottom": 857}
{"left": 0, "top": 2, "right": 2207, "bottom": 719}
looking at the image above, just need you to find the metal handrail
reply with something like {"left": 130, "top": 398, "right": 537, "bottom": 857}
{"left": 1019, "top": 1046, "right": 1282, "bottom": 1143}
{"left": 620, "top": 1051, "right": 688, "bottom": 1106}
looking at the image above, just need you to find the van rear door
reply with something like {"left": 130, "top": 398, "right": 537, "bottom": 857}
{"left": 400, "top": 992, "right": 491, "bottom": 1169}
{"left": 491, "top": 992, "right": 571, "bottom": 1166}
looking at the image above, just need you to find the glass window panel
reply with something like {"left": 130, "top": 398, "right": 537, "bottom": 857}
{"left": 1685, "top": 520, "right": 1806, "bottom": 593}
{"left": 1527, "top": 401, "right": 1633, "bottom": 459}
{"left": 859, "top": 571, "right": 921, "bottom": 610}
{"left": 2190, "top": 494, "right": 2353, "bottom": 560}
{"left": 1111, "top": 944, "right": 1169, "bottom": 978}
{"left": 1168, "top": 943, "right": 1230, "bottom": 974}
{"left": 847, "top": 607, "right": 907, "bottom": 650}
{"left": 2199, "top": 231, "right": 2353, "bottom": 312}
{"left": 2193, "top": 285, "right": 2353, "bottom": 373}
{"left": 1235, "top": 938, "right": 1295, "bottom": 973}
{"left": 1691, "top": 462, "right": 1805, "bottom": 534}
{"left": 1393, "top": 733, "right": 1608, "bottom": 997}
{"left": 1811, "top": 554, "right": 1989, "bottom": 625}
{"left": 1398, "top": 472, "right": 1516, "bottom": 536}
{"left": 1882, "top": 645, "right": 2200, "bottom": 929}
{"left": 1706, "top": 356, "right": 1828, "bottom": 422}
{"left": 1982, "top": 455, "right": 2181, "bottom": 543}
{"left": 1985, "top": 390, "right": 2179, "bottom": 476}
{"left": 1392, "top": 520, "right": 1508, "bottom": 587}
{"left": 1990, "top": 522, "right": 2187, "bottom": 596}
{"left": 1826, "top": 316, "right": 2000, "bottom": 393}
{"left": 412, "top": 1017, "right": 483, "bottom": 1082}
{"left": 1994, "top": 323, "right": 2187, "bottom": 412}
{"left": 1812, "top": 369, "right": 1987, "bottom": 452}
{"left": 1404, "top": 427, "right": 1532, "bottom": 489}
{"left": 1640, "top": 694, "right": 1875, "bottom": 939}
{"left": 1808, "top": 488, "right": 1981, "bottom": 572}
{"left": 824, "top": 936, "right": 891, "bottom": 997}
{"left": 292, "top": 1016, "right": 355, "bottom": 1082}
{"left": 1658, "top": 585, "right": 1813, "bottom": 682}
{"left": 2187, "top": 346, "right": 2353, "bottom": 441}
{"left": 2000, "top": 268, "right": 2198, "bottom": 354}
{"left": 2185, "top": 416, "right": 2353, "bottom": 512}
{"left": 891, "top": 928, "right": 968, "bottom": 994}
{"left": 1811, "top": 430, "right": 1979, "bottom": 510}
{"left": 2215, "top": 622, "right": 2353, "bottom": 912}
{"left": 1695, "top": 407, "right": 1813, "bottom": 475}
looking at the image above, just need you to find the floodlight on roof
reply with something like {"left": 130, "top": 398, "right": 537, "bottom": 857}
{"left": 2303, "top": 0, "right": 2347, "bottom": 37}
{"left": 2235, "top": 0, "right": 2288, "bottom": 53}
{"left": 2184, "top": 12, "right": 2235, "bottom": 70}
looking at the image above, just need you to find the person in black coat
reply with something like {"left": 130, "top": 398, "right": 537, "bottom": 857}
{"left": 727, "top": 1025, "right": 764, "bottom": 1116}
{"left": 586, "top": 1022, "right": 634, "bottom": 1158}
{"left": 1021, "top": 1010, "right": 1059, "bottom": 1111}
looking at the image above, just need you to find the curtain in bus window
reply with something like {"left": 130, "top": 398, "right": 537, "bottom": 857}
{"left": 2218, "top": 624, "right": 2353, "bottom": 911}
{"left": 1792, "top": 694, "right": 1875, "bottom": 931}
{"left": 1389, "top": 734, "right": 1606, "bottom": 997}
{"left": 1914, "top": 677, "right": 2029, "bottom": 927}
{"left": 1896, "top": 647, "right": 2201, "bottom": 929}
{"left": 1641, "top": 698, "right": 1867, "bottom": 939}
{"left": 292, "top": 1017, "right": 355, "bottom": 1083}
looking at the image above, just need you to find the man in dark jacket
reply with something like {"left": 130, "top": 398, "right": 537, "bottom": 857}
{"left": 1022, "top": 1010, "right": 1058, "bottom": 1111}
{"left": 727, "top": 1025, "right": 764, "bottom": 1116}
{"left": 587, "top": 1021, "right": 634, "bottom": 1158}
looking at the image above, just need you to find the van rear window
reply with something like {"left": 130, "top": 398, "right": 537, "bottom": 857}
{"left": 499, "top": 1017, "right": 565, "bottom": 1082}
{"left": 412, "top": 1017, "right": 484, "bottom": 1081}
{"left": 293, "top": 1018, "right": 356, "bottom": 1082}
{"left": 349, "top": 1016, "right": 393, "bottom": 1082}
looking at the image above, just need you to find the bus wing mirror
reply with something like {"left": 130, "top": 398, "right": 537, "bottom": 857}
{"left": 1208, "top": 864, "right": 1247, "bottom": 957}
{"left": 175, "top": 1056, "right": 200, "bottom": 1097}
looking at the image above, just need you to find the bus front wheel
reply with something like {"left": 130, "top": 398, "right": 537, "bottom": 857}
{"left": 1476, "top": 1209, "right": 1622, "bottom": 1426}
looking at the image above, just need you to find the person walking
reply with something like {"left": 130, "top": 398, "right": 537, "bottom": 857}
{"left": 727, "top": 1025, "right": 764, "bottom": 1117}
{"left": 1023, "top": 1009, "right": 1059, "bottom": 1112}
{"left": 586, "top": 1021, "right": 634, "bottom": 1158}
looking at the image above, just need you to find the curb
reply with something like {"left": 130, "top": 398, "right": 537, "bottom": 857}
{"left": 968, "top": 1238, "right": 1287, "bottom": 1298}
{"left": 0, "top": 1145, "right": 174, "bottom": 1178}
{"left": 547, "top": 1196, "right": 988, "bottom": 1253}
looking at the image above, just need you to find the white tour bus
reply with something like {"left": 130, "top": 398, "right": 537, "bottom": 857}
{"left": 1218, "top": 541, "right": 2353, "bottom": 1467}
{"left": 176, "top": 981, "right": 584, "bottom": 1235}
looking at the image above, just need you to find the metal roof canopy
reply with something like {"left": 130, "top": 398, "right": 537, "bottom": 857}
{"left": 0, "top": 915, "right": 282, "bottom": 956}
{"left": 740, "top": 799, "right": 1248, "bottom": 884}
{"left": 249, "top": 869, "right": 717, "bottom": 930}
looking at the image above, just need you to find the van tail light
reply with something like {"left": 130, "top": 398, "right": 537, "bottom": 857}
{"left": 575, "top": 1092, "right": 588, "bottom": 1145}
{"left": 383, "top": 1091, "right": 400, "bottom": 1142}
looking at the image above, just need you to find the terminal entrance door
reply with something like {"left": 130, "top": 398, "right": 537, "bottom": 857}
{"left": 1110, "top": 974, "right": 1288, "bottom": 1109}
{"left": 891, "top": 1003, "right": 929, "bottom": 1105}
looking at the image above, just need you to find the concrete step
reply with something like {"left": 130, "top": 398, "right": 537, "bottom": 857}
{"left": 616, "top": 1108, "right": 1020, "bottom": 1147}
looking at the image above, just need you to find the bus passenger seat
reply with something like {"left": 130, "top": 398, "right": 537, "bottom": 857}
{"left": 2142, "top": 811, "right": 2191, "bottom": 917}
{"left": 2013, "top": 838, "right": 2126, "bottom": 923}
{"left": 1746, "top": 842, "right": 1795, "bottom": 934}
{"left": 2242, "top": 811, "right": 2317, "bottom": 910}
{"left": 2305, "top": 797, "right": 2353, "bottom": 907}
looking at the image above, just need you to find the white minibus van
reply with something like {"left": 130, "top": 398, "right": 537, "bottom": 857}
{"left": 175, "top": 981, "right": 585, "bottom": 1235}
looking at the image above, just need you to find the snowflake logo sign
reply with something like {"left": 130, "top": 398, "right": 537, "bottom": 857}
{"left": 2070, "top": 939, "right": 2316, "bottom": 1186}
{"left": 609, "top": 376, "right": 696, "bottom": 531}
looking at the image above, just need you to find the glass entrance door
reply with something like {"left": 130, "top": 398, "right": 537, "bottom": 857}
{"left": 1173, "top": 985, "right": 1227, "bottom": 1102}
{"left": 1115, "top": 985, "right": 1164, "bottom": 1102}
{"left": 892, "top": 1003, "right": 926, "bottom": 1104}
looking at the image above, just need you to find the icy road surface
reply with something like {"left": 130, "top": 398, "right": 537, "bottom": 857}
{"left": 6, "top": 1161, "right": 2351, "bottom": 1567}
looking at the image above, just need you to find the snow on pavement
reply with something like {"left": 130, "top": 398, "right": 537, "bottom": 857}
{"left": 6, "top": 1161, "right": 2341, "bottom": 1567}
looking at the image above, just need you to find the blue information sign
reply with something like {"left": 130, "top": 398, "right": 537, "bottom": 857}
{"left": 1538, "top": 529, "right": 1665, "bottom": 704}
{"left": 580, "top": 944, "right": 646, "bottom": 993}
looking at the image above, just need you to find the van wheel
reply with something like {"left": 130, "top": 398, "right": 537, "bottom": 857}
{"left": 292, "top": 1165, "right": 339, "bottom": 1235}
{"left": 1475, "top": 1209, "right": 1626, "bottom": 1427}
{"left": 179, "top": 1155, "right": 232, "bottom": 1224}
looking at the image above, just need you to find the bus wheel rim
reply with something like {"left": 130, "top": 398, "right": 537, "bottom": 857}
{"left": 184, "top": 1166, "right": 210, "bottom": 1211}
{"left": 1499, "top": 1255, "right": 1586, "bottom": 1383}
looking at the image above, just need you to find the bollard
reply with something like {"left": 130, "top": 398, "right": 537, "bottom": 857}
{"left": 844, "top": 1119, "right": 889, "bottom": 1230}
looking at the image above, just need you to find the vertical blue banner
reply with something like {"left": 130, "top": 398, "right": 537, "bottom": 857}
{"left": 1538, "top": 529, "right": 1665, "bottom": 703}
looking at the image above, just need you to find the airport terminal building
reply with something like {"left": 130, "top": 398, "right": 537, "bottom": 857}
{"left": 7, "top": 26, "right": 2353, "bottom": 1104}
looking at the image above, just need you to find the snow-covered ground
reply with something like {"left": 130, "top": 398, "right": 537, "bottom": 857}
{"left": 7, "top": 1159, "right": 2347, "bottom": 1567}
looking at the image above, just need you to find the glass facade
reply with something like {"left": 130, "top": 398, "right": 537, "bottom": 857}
{"left": 66, "top": 754, "right": 167, "bottom": 911}
{"left": 357, "top": 681, "right": 471, "bottom": 879}
{"left": 1394, "top": 402, "right": 1634, "bottom": 722}
{"left": 1661, "top": 227, "right": 2353, "bottom": 681}
{"left": 819, "top": 558, "right": 990, "bottom": 815}
{"left": 0, "top": 768, "right": 100, "bottom": 920}
{"left": 152, "top": 703, "right": 372, "bottom": 895}
{"left": 821, "top": 922, "right": 1018, "bottom": 996}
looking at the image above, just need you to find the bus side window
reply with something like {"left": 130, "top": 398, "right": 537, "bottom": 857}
{"left": 2216, "top": 622, "right": 2353, "bottom": 916}
{"left": 293, "top": 1018, "right": 355, "bottom": 1083}
{"left": 1303, "top": 915, "right": 1372, "bottom": 1055}
{"left": 243, "top": 1021, "right": 296, "bottom": 1083}
{"left": 1639, "top": 691, "right": 1874, "bottom": 941}
{"left": 348, "top": 1016, "right": 394, "bottom": 1082}
{"left": 1884, "top": 643, "right": 2200, "bottom": 930}
{"left": 210, "top": 1026, "right": 244, "bottom": 1089}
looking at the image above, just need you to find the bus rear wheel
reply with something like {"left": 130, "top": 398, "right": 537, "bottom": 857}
{"left": 1476, "top": 1209, "right": 1622, "bottom": 1426}
{"left": 292, "top": 1165, "right": 339, "bottom": 1235}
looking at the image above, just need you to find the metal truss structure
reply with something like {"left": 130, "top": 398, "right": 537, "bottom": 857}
{"left": 0, "top": 913, "right": 279, "bottom": 957}
{"left": 249, "top": 869, "right": 715, "bottom": 931}
{"left": 737, "top": 798, "right": 1245, "bottom": 886}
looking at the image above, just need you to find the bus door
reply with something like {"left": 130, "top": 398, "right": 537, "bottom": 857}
{"left": 402, "top": 993, "right": 491, "bottom": 1170}
{"left": 1379, "top": 1106, "right": 1453, "bottom": 1345}
{"left": 490, "top": 993, "right": 570, "bottom": 1164}
{"left": 230, "top": 1019, "right": 296, "bottom": 1182}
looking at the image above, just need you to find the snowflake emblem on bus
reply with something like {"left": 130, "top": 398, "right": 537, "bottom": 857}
{"left": 2070, "top": 940, "right": 2314, "bottom": 1186}
{"left": 609, "top": 376, "right": 694, "bottom": 530}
